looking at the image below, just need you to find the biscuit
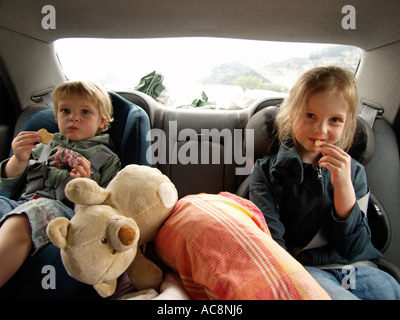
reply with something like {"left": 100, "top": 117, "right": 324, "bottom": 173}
{"left": 314, "top": 140, "right": 323, "bottom": 147}
{"left": 37, "top": 128, "right": 54, "bottom": 144}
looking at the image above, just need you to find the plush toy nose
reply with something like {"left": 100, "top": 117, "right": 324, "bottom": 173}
{"left": 106, "top": 216, "right": 140, "bottom": 252}
{"left": 118, "top": 226, "right": 136, "bottom": 246}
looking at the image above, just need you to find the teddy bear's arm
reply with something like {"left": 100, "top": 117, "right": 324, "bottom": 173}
{"left": 126, "top": 249, "right": 163, "bottom": 291}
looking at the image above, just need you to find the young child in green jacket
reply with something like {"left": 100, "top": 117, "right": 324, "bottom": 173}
{"left": 0, "top": 80, "right": 121, "bottom": 287}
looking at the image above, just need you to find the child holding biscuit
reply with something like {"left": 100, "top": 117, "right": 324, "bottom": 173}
{"left": 0, "top": 80, "right": 121, "bottom": 287}
{"left": 249, "top": 66, "right": 400, "bottom": 299}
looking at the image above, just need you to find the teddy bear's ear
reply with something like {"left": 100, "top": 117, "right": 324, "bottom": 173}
{"left": 157, "top": 182, "right": 178, "bottom": 209}
{"left": 46, "top": 217, "right": 70, "bottom": 249}
{"left": 65, "top": 178, "right": 109, "bottom": 205}
{"left": 106, "top": 216, "right": 140, "bottom": 252}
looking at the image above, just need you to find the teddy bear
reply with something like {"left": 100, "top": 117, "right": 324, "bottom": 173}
{"left": 46, "top": 164, "right": 178, "bottom": 298}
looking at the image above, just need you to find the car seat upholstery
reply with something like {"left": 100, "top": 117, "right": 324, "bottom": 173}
{"left": 363, "top": 117, "right": 400, "bottom": 276}
{"left": 247, "top": 96, "right": 285, "bottom": 117}
{"left": 116, "top": 90, "right": 161, "bottom": 128}
{"left": 0, "top": 91, "right": 151, "bottom": 299}
{"left": 107, "top": 92, "right": 151, "bottom": 167}
{"left": 236, "top": 105, "right": 400, "bottom": 282}
{"left": 158, "top": 108, "right": 247, "bottom": 198}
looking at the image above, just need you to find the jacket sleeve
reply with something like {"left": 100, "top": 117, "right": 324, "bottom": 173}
{"left": 249, "top": 159, "right": 287, "bottom": 250}
{"left": 96, "top": 154, "right": 121, "bottom": 188}
{"left": 0, "top": 159, "right": 25, "bottom": 197}
{"left": 326, "top": 160, "right": 382, "bottom": 262}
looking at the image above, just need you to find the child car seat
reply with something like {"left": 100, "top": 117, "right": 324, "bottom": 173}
{"left": 0, "top": 91, "right": 151, "bottom": 299}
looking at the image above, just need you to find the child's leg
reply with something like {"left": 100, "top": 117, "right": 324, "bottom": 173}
{"left": 350, "top": 266, "right": 400, "bottom": 300}
{"left": 0, "top": 214, "right": 32, "bottom": 287}
{"left": 305, "top": 266, "right": 360, "bottom": 300}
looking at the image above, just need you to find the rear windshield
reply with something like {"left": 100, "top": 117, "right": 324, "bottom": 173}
{"left": 55, "top": 38, "right": 362, "bottom": 110}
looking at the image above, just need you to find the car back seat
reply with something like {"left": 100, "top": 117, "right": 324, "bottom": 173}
{"left": 156, "top": 108, "right": 248, "bottom": 198}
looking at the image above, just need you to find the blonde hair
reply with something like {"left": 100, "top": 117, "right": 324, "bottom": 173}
{"left": 52, "top": 80, "right": 113, "bottom": 132}
{"left": 275, "top": 66, "right": 358, "bottom": 151}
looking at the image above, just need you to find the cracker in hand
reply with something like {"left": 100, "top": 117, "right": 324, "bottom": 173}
{"left": 37, "top": 128, "right": 54, "bottom": 144}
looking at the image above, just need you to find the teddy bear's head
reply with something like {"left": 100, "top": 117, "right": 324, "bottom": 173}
{"left": 63, "top": 164, "right": 178, "bottom": 245}
{"left": 47, "top": 204, "right": 140, "bottom": 295}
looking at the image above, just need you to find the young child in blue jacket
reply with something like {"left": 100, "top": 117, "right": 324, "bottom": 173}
{"left": 249, "top": 66, "right": 400, "bottom": 299}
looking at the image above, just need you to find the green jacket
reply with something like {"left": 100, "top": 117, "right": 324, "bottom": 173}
{"left": 0, "top": 133, "right": 121, "bottom": 200}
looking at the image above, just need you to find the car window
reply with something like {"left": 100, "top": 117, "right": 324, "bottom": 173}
{"left": 55, "top": 38, "right": 362, "bottom": 110}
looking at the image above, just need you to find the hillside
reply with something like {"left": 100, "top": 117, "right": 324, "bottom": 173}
{"left": 201, "top": 60, "right": 271, "bottom": 90}
{"left": 257, "top": 45, "right": 362, "bottom": 89}
{"left": 201, "top": 45, "right": 362, "bottom": 93}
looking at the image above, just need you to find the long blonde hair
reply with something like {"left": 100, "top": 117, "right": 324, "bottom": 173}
{"left": 275, "top": 66, "right": 358, "bottom": 151}
{"left": 52, "top": 80, "right": 113, "bottom": 132}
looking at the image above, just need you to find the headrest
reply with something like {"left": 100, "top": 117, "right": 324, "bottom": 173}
{"left": 20, "top": 108, "right": 58, "bottom": 133}
{"left": 244, "top": 106, "right": 375, "bottom": 166}
{"left": 348, "top": 116, "right": 375, "bottom": 165}
{"left": 244, "top": 106, "right": 279, "bottom": 162}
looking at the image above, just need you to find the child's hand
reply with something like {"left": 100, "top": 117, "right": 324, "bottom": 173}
{"left": 70, "top": 157, "right": 91, "bottom": 179}
{"left": 318, "top": 143, "right": 356, "bottom": 219}
{"left": 11, "top": 131, "right": 40, "bottom": 164}
{"left": 318, "top": 143, "right": 352, "bottom": 188}
{"left": 3, "top": 131, "right": 40, "bottom": 178}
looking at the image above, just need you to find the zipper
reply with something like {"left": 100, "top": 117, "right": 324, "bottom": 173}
{"left": 317, "top": 166, "right": 323, "bottom": 180}
{"left": 314, "top": 166, "right": 324, "bottom": 218}
{"left": 294, "top": 165, "right": 325, "bottom": 259}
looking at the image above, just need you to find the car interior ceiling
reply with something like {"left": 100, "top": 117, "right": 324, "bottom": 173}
{"left": 0, "top": 0, "right": 400, "bottom": 271}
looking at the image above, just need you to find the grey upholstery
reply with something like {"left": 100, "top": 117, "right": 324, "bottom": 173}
{"left": 365, "top": 118, "right": 400, "bottom": 267}
{"left": 156, "top": 108, "right": 247, "bottom": 198}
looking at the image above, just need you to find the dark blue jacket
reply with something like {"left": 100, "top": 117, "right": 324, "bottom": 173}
{"left": 249, "top": 137, "right": 382, "bottom": 266}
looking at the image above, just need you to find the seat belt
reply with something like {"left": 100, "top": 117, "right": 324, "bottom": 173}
{"left": 24, "top": 144, "right": 52, "bottom": 196}
{"left": 31, "top": 90, "right": 53, "bottom": 108}
{"left": 41, "top": 92, "right": 54, "bottom": 108}
{"left": 359, "top": 100, "right": 383, "bottom": 128}
{"left": 23, "top": 145, "right": 115, "bottom": 201}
